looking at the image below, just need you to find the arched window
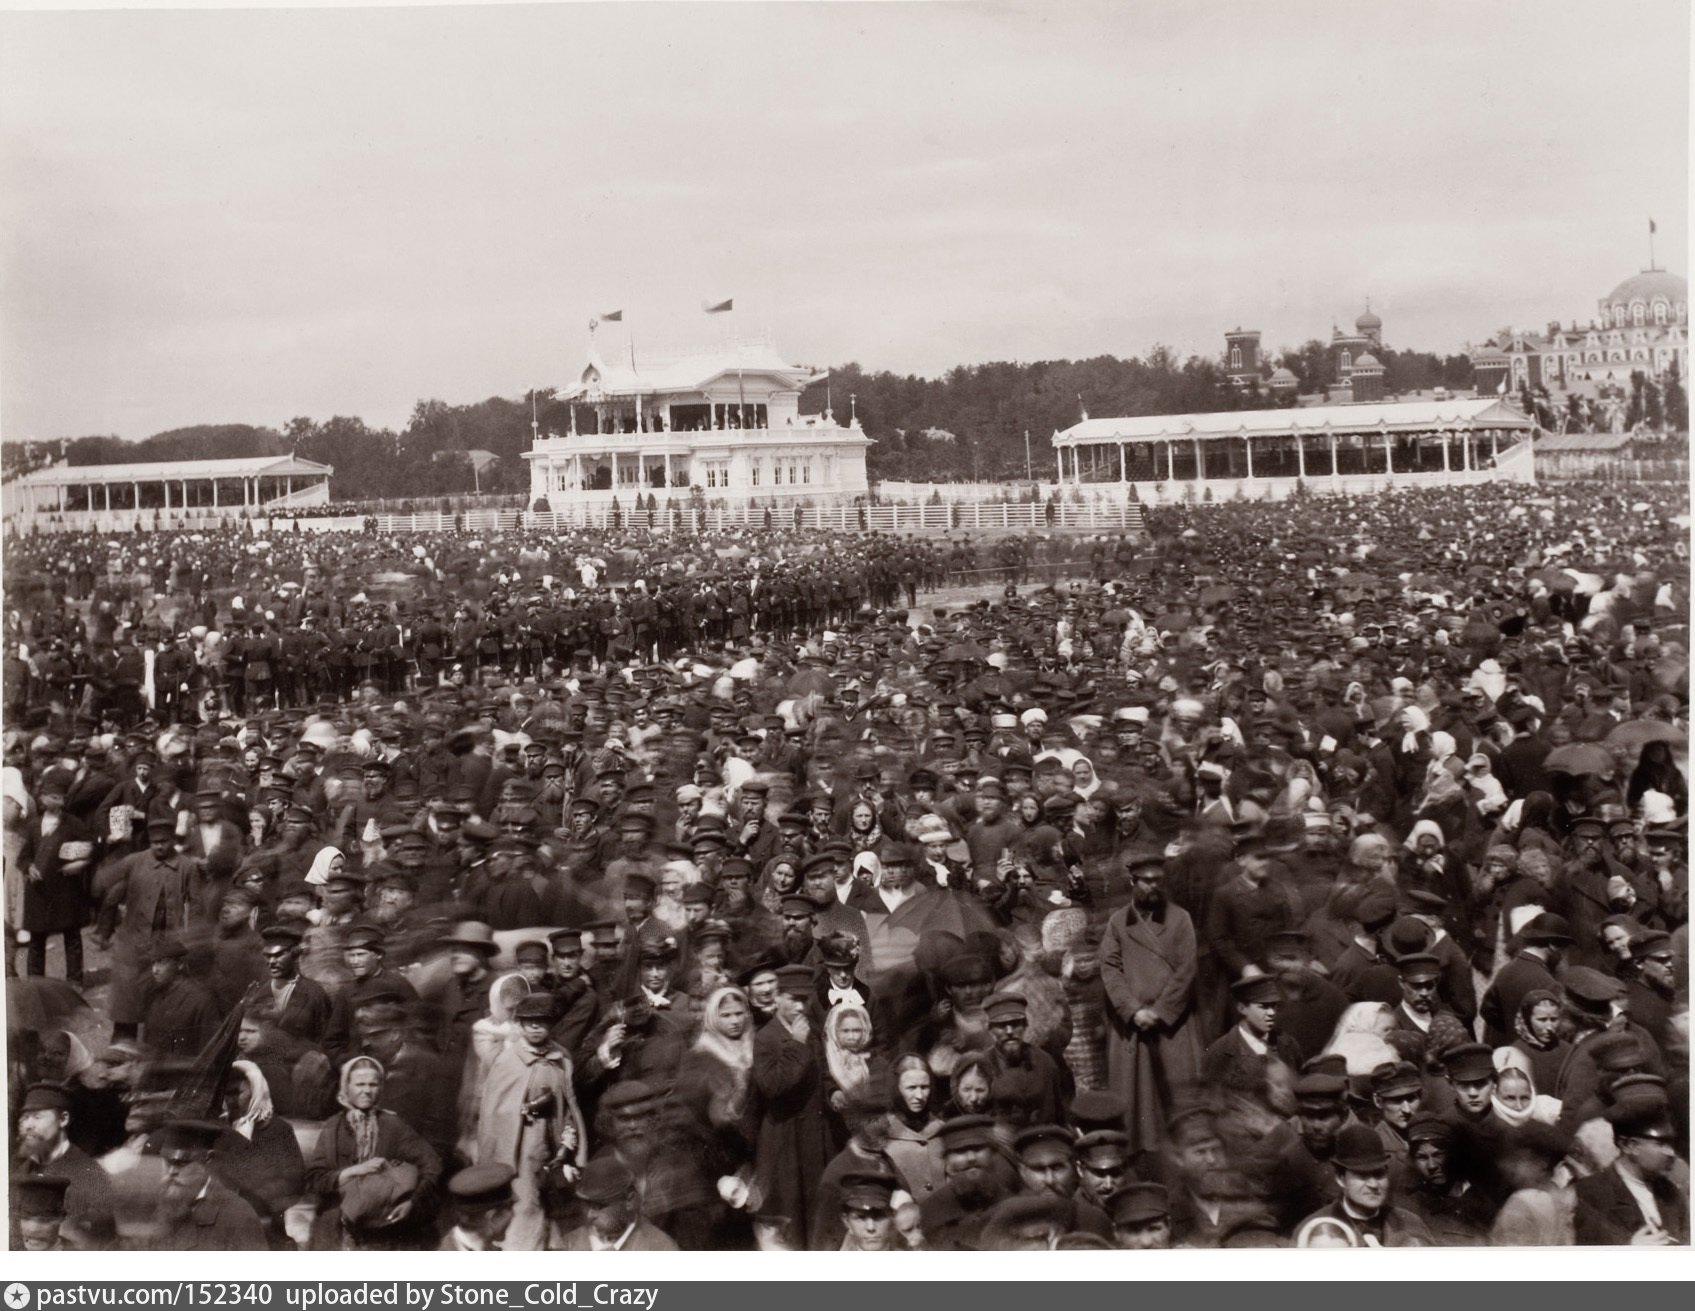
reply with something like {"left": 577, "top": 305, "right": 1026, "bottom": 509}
{"left": 1631, "top": 302, "right": 1646, "bottom": 326}
{"left": 1340, "top": 350, "right": 1351, "bottom": 371}
{"left": 1229, "top": 346, "right": 1242, "bottom": 369}
{"left": 1614, "top": 306, "right": 1626, "bottom": 328}
{"left": 1654, "top": 300, "right": 1668, "bottom": 326}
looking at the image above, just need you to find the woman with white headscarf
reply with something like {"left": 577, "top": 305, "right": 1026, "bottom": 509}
{"left": 215, "top": 1059, "right": 306, "bottom": 1245}
{"left": 303, "top": 1054, "right": 442, "bottom": 1250}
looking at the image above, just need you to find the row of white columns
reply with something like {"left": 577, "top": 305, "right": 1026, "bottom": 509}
{"left": 25, "top": 475, "right": 304, "bottom": 515}
{"left": 1057, "top": 429, "right": 1507, "bottom": 485}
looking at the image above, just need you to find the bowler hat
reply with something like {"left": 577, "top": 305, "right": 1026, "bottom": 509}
{"left": 1330, "top": 1124, "right": 1389, "bottom": 1173}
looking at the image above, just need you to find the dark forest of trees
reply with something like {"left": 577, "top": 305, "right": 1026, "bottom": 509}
{"left": 4, "top": 343, "right": 1477, "bottom": 494}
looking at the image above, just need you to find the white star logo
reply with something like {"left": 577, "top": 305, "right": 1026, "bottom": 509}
{"left": 5, "top": 1285, "right": 31, "bottom": 1310}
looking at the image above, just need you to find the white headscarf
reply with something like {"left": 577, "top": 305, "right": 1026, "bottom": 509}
{"left": 228, "top": 1059, "right": 275, "bottom": 1141}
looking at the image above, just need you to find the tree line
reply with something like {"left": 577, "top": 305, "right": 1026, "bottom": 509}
{"left": 4, "top": 342, "right": 1478, "bottom": 495}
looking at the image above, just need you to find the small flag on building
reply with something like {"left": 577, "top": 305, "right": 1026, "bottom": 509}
{"left": 601, "top": 309, "right": 624, "bottom": 322}
{"left": 1649, "top": 218, "right": 1657, "bottom": 234}
{"left": 703, "top": 298, "right": 734, "bottom": 314}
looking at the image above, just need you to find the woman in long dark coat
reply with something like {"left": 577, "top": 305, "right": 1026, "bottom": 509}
{"left": 751, "top": 968, "right": 839, "bottom": 1245}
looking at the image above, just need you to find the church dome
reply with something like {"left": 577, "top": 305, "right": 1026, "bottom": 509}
{"left": 1355, "top": 305, "right": 1382, "bottom": 331}
{"left": 1269, "top": 366, "right": 1297, "bottom": 383}
{"left": 1352, "top": 352, "right": 1383, "bottom": 371}
{"left": 1604, "top": 268, "right": 1686, "bottom": 310}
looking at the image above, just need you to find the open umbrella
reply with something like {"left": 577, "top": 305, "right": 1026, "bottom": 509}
{"left": 6, "top": 977, "right": 89, "bottom": 1033}
{"left": 1606, "top": 720, "right": 1688, "bottom": 750}
{"left": 1543, "top": 743, "right": 1614, "bottom": 777}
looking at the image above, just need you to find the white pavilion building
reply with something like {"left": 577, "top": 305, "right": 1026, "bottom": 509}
{"left": 524, "top": 332, "right": 870, "bottom": 509}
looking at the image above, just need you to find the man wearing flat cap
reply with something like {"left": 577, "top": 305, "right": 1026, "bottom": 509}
{"left": 142, "top": 934, "right": 221, "bottom": 1060}
{"left": 14, "top": 1083, "right": 113, "bottom": 1244}
{"left": 1399, "top": 1114, "right": 1492, "bottom": 1245}
{"left": 1574, "top": 1086, "right": 1688, "bottom": 1245}
{"left": 751, "top": 962, "right": 837, "bottom": 1246}
{"left": 1109, "top": 1181, "right": 1173, "bottom": 1249}
{"left": 920, "top": 1115, "right": 1012, "bottom": 1251}
{"left": 1298, "top": 1123, "right": 1435, "bottom": 1247}
{"left": 1100, "top": 850, "right": 1205, "bottom": 1153}
{"left": 836, "top": 1171, "right": 904, "bottom": 1251}
{"left": 1201, "top": 973, "right": 1301, "bottom": 1101}
{"left": 439, "top": 1164, "right": 517, "bottom": 1251}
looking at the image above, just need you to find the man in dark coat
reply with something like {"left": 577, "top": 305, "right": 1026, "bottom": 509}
{"left": 154, "top": 1120, "right": 268, "bottom": 1251}
{"left": 919, "top": 1114, "right": 1011, "bottom": 1251}
{"left": 1574, "top": 1091, "right": 1688, "bottom": 1245}
{"left": 257, "top": 921, "right": 333, "bottom": 1044}
{"left": 142, "top": 936, "right": 221, "bottom": 1061}
{"left": 1479, "top": 913, "right": 1571, "bottom": 1047}
{"left": 13, "top": 1084, "right": 113, "bottom": 1243}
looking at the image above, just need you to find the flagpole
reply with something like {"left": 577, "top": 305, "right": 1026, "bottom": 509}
{"left": 1649, "top": 218, "right": 1657, "bottom": 270}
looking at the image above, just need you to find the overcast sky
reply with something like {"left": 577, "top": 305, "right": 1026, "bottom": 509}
{"left": 1, "top": 0, "right": 1687, "bottom": 441}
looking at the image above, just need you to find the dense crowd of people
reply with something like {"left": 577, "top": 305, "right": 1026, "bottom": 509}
{"left": 3, "top": 479, "right": 1689, "bottom": 1253}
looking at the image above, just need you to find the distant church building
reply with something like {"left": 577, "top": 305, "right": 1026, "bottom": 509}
{"left": 1222, "top": 304, "right": 1384, "bottom": 402}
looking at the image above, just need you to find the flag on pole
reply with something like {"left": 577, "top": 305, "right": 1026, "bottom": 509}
{"left": 601, "top": 309, "right": 624, "bottom": 322}
{"left": 703, "top": 298, "right": 734, "bottom": 314}
{"left": 1497, "top": 377, "right": 1507, "bottom": 395}
{"left": 1649, "top": 218, "right": 1657, "bottom": 234}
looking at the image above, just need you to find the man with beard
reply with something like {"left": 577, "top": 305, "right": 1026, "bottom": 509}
{"left": 1479, "top": 913, "right": 1572, "bottom": 1047}
{"left": 1298, "top": 1124, "right": 1436, "bottom": 1247}
{"left": 778, "top": 893, "right": 821, "bottom": 965}
{"left": 919, "top": 1114, "right": 1010, "bottom": 1250}
{"left": 1100, "top": 852, "right": 1205, "bottom": 1154}
{"left": 984, "top": 993, "right": 1070, "bottom": 1126}
{"left": 1399, "top": 1115, "right": 1493, "bottom": 1245}
{"left": 257, "top": 923, "right": 333, "bottom": 1045}
{"left": 152, "top": 1119, "right": 266, "bottom": 1251}
{"left": 547, "top": 927, "right": 603, "bottom": 1054}
{"left": 13, "top": 1084, "right": 113, "bottom": 1243}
